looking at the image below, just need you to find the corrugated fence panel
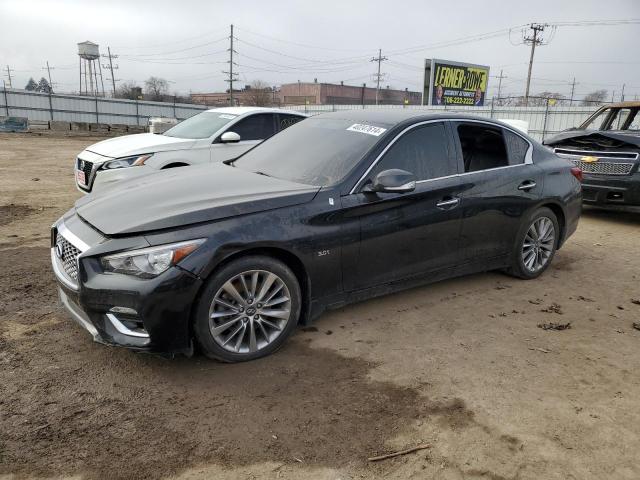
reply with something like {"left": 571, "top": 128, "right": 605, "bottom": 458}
{"left": 0, "top": 88, "right": 207, "bottom": 127}
{"left": 0, "top": 88, "right": 600, "bottom": 141}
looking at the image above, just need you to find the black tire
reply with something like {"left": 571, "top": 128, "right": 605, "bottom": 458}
{"left": 193, "top": 255, "right": 301, "bottom": 362}
{"left": 505, "top": 207, "right": 559, "bottom": 280}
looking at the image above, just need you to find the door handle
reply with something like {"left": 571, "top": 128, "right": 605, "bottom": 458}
{"left": 436, "top": 197, "right": 460, "bottom": 209}
{"left": 518, "top": 181, "right": 537, "bottom": 191}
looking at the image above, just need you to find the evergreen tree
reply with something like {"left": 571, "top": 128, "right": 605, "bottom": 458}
{"left": 25, "top": 77, "right": 38, "bottom": 91}
{"left": 37, "top": 77, "right": 52, "bottom": 94}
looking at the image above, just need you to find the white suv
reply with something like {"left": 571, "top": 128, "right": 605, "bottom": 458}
{"left": 75, "top": 107, "right": 306, "bottom": 193}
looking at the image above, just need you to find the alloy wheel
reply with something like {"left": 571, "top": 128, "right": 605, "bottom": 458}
{"left": 522, "top": 216, "right": 555, "bottom": 273}
{"left": 208, "top": 270, "right": 292, "bottom": 354}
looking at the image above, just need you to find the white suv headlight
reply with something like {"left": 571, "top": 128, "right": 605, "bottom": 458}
{"left": 101, "top": 239, "right": 205, "bottom": 277}
{"left": 102, "top": 154, "right": 153, "bottom": 170}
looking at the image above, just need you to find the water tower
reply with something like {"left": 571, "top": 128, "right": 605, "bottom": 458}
{"left": 78, "top": 41, "right": 105, "bottom": 96}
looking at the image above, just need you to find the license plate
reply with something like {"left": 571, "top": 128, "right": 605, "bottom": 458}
{"left": 76, "top": 170, "right": 86, "bottom": 185}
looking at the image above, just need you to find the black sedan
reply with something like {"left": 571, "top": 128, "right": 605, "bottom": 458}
{"left": 51, "top": 111, "right": 582, "bottom": 362}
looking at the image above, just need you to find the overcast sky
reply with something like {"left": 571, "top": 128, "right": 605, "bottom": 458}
{"left": 1, "top": 0, "right": 639, "bottom": 101}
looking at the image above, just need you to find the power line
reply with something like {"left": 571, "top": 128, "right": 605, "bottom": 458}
{"left": 234, "top": 26, "right": 371, "bottom": 53}
{"left": 222, "top": 24, "right": 239, "bottom": 106}
{"left": 522, "top": 23, "right": 552, "bottom": 105}
{"left": 44, "top": 61, "right": 54, "bottom": 93}
{"left": 102, "top": 47, "right": 119, "bottom": 96}
{"left": 370, "top": 49, "right": 388, "bottom": 105}
{"left": 5, "top": 65, "right": 13, "bottom": 88}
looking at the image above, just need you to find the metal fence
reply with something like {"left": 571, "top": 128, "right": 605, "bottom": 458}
{"left": 1, "top": 88, "right": 603, "bottom": 142}
{"left": 283, "top": 97, "right": 603, "bottom": 142}
{"left": 0, "top": 87, "right": 207, "bottom": 126}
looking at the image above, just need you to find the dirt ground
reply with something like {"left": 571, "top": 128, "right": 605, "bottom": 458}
{"left": 1, "top": 132, "right": 639, "bottom": 480}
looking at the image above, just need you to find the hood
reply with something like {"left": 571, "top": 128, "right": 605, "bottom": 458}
{"left": 85, "top": 133, "right": 198, "bottom": 159}
{"left": 74, "top": 163, "right": 320, "bottom": 235}
{"left": 544, "top": 130, "right": 640, "bottom": 148}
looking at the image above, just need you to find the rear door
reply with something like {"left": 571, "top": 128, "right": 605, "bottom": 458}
{"left": 341, "top": 121, "right": 465, "bottom": 292}
{"left": 453, "top": 121, "right": 545, "bottom": 262}
{"left": 210, "top": 113, "right": 277, "bottom": 162}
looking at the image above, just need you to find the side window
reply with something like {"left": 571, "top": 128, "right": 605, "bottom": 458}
{"left": 457, "top": 124, "right": 509, "bottom": 172}
{"left": 503, "top": 130, "right": 529, "bottom": 165}
{"left": 279, "top": 114, "right": 304, "bottom": 131}
{"left": 369, "top": 123, "right": 454, "bottom": 182}
{"left": 229, "top": 114, "right": 276, "bottom": 141}
{"left": 626, "top": 110, "right": 640, "bottom": 130}
{"left": 607, "top": 108, "right": 631, "bottom": 130}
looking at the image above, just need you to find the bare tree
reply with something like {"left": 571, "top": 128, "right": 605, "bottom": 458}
{"left": 581, "top": 89, "right": 608, "bottom": 106}
{"left": 116, "top": 81, "right": 142, "bottom": 100}
{"left": 244, "top": 80, "right": 272, "bottom": 107}
{"left": 144, "top": 76, "right": 169, "bottom": 101}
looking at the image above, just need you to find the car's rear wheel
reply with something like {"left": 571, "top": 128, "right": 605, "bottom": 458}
{"left": 193, "top": 255, "right": 301, "bottom": 362}
{"left": 506, "top": 207, "right": 559, "bottom": 279}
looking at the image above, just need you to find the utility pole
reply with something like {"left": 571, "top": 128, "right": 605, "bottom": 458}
{"left": 496, "top": 69, "right": 507, "bottom": 100}
{"left": 569, "top": 77, "right": 577, "bottom": 105}
{"left": 44, "top": 61, "right": 54, "bottom": 93}
{"left": 370, "top": 49, "right": 387, "bottom": 106}
{"left": 5, "top": 65, "right": 13, "bottom": 88}
{"left": 223, "top": 24, "right": 239, "bottom": 106}
{"left": 101, "top": 47, "right": 119, "bottom": 97}
{"left": 621, "top": 83, "right": 626, "bottom": 102}
{"left": 523, "top": 23, "right": 547, "bottom": 106}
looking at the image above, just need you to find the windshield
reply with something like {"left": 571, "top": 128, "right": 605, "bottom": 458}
{"left": 580, "top": 107, "right": 640, "bottom": 131}
{"left": 234, "top": 118, "right": 388, "bottom": 186}
{"left": 580, "top": 108, "right": 611, "bottom": 131}
{"left": 163, "top": 111, "right": 237, "bottom": 139}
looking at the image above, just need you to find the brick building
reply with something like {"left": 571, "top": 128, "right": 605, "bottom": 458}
{"left": 278, "top": 81, "right": 421, "bottom": 106}
{"left": 191, "top": 81, "right": 421, "bottom": 107}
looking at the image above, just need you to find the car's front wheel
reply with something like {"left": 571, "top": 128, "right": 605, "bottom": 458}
{"left": 193, "top": 255, "right": 301, "bottom": 362}
{"left": 506, "top": 207, "right": 559, "bottom": 279}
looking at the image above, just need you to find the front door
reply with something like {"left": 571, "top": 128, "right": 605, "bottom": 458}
{"left": 341, "top": 121, "right": 464, "bottom": 292}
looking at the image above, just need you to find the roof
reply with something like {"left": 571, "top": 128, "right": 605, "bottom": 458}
{"left": 312, "top": 109, "right": 500, "bottom": 126}
{"left": 205, "top": 106, "right": 307, "bottom": 116}
{"left": 604, "top": 101, "right": 640, "bottom": 108}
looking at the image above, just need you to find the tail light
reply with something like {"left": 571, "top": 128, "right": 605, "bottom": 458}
{"left": 570, "top": 167, "right": 583, "bottom": 182}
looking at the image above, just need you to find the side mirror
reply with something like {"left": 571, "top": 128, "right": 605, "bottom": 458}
{"left": 220, "top": 131, "right": 241, "bottom": 143}
{"left": 366, "top": 169, "right": 416, "bottom": 194}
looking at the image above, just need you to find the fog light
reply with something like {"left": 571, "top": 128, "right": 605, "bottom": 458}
{"left": 109, "top": 306, "right": 138, "bottom": 316}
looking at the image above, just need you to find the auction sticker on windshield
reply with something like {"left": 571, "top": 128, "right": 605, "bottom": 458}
{"left": 346, "top": 123, "right": 387, "bottom": 136}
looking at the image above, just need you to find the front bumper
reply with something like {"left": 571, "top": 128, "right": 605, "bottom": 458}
{"left": 52, "top": 217, "right": 203, "bottom": 355}
{"left": 581, "top": 173, "right": 640, "bottom": 206}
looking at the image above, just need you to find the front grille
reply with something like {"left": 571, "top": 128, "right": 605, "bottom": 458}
{"left": 55, "top": 234, "right": 81, "bottom": 281}
{"left": 571, "top": 160, "right": 634, "bottom": 175}
{"left": 553, "top": 148, "right": 638, "bottom": 176}
{"left": 76, "top": 158, "right": 94, "bottom": 186}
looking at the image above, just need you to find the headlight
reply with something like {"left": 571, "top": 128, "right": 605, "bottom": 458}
{"left": 101, "top": 154, "right": 153, "bottom": 170}
{"left": 101, "top": 239, "right": 205, "bottom": 277}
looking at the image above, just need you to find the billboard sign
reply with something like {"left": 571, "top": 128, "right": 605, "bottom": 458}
{"left": 422, "top": 59, "right": 490, "bottom": 106}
